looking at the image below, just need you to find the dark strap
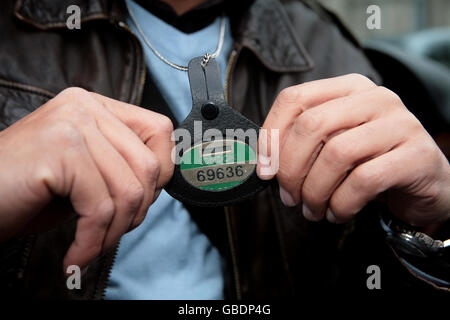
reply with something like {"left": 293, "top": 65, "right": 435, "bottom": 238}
{"left": 140, "top": 70, "right": 179, "bottom": 127}
{"left": 188, "top": 56, "right": 226, "bottom": 108}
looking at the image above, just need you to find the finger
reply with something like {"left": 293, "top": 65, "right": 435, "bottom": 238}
{"left": 301, "top": 117, "right": 410, "bottom": 221}
{"left": 277, "top": 86, "right": 395, "bottom": 206}
{"left": 327, "top": 140, "right": 428, "bottom": 224}
{"left": 90, "top": 92, "right": 174, "bottom": 187}
{"left": 76, "top": 117, "right": 145, "bottom": 250}
{"left": 70, "top": 94, "right": 161, "bottom": 229}
{"left": 258, "top": 74, "right": 376, "bottom": 177}
{"left": 57, "top": 133, "right": 114, "bottom": 271}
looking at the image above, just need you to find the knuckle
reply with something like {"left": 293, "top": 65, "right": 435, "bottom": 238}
{"left": 347, "top": 73, "right": 374, "bottom": 86}
{"left": 147, "top": 157, "right": 161, "bottom": 180}
{"left": 293, "top": 110, "right": 323, "bottom": 136}
{"left": 277, "top": 86, "right": 301, "bottom": 105}
{"left": 376, "top": 86, "right": 403, "bottom": 107}
{"left": 53, "top": 88, "right": 97, "bottom": 115}
{"left": 352, "top": 165, "right": 382, "bottom": 193}
{"left": 142, "top": 152, "right": 161, "bottom": 182}
{"left": 157, "top": 115, "right": 174, "bottom": 134}
{"left": 94, "top": 197, "right": 115, "bottom": 228}
{"left": 59, "top": 87, "right": 90, "bottom": 100}
{"left": 121, "top": 182, "right": 145, "bottom": 213}
{"left": 323, "top": 137, "right": 353, "bottom": 165}
{"left": 405, "top": 112, "right": 425, "bottom": 133}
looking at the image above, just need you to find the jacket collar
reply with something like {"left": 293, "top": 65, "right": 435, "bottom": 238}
{"left": 14, "top": 0, "right": 313, "bottom": 72}
{"left": 14, "top": 0, "right": 116, "bottom": 28}
{"left": 235, "top": 0, "right": 313, "bottom": 72}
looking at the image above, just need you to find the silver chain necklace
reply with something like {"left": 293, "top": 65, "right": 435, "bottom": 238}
{"left": 125, "top": 1, "right": 226, "bottom": 71}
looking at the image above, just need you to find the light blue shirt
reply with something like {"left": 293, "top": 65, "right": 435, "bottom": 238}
{"left": 104, "top": 0, "right": 233, "bottom": 300}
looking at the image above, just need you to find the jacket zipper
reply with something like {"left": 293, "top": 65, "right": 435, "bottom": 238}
{"left": 95, "top": 20, "right": 147, "bottom": 300}
{"left": 15, "top": 235, "right": 35, "bottom": 289}
{"left": 225, "top": 206, "right": 242, "bottom": 300}
{"left": 224, "top": 47, "right": 243, "bottom": 300}
{"left": 93, "top": 242, "right": 121, "bottom": 300}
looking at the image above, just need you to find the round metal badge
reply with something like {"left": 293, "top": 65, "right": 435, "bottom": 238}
{"left": 180, "top": 139, "right": 256, "bottom": 192}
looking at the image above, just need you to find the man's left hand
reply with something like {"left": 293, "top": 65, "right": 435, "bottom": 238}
{"left": 257, "top": 74, "right": 450, "bottom": 230}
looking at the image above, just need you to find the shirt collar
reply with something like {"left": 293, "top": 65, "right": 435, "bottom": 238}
{"left": 133, "top": 0, "right": 226, "bottom": 33}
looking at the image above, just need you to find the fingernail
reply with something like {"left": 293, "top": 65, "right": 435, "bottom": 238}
{"left": 302, "top": 203, "right": 315, "bottom": 220}
{"left": 257, "top": 155, "right": 275, "bottom": 180}
{"left": 279, "top": 187, "right": 296, "bottom": 207}
{"left": 258, "top": 154, "right": 271, "bottom": 166}
{"left": 326, "top": 208, "right": 336, "bottom": 223}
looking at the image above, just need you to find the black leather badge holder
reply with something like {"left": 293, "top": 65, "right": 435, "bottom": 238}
{"left": 165, "top": 57, "right": 270, "bottom": 207}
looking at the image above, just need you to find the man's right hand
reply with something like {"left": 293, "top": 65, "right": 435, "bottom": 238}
{"left": 0, "top": 87, "right": 174, "bottom": 271}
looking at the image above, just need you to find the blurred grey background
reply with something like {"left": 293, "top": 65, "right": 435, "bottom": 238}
{"left": 319, "top": 0, "right": 450, "bottom": 40}
{"left": 318, "top": 0, "right": 450, "bottom": 152}
{"left": 319, "top": 0, "right": 450, "bottom": 70}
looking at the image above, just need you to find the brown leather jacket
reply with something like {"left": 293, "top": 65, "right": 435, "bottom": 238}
{"left": 0, "top": 0, "right": 447, "bottom": 299}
